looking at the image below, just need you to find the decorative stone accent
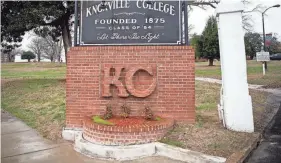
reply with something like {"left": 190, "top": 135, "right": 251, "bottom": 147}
{"left": 82, "top": 116, "right": 175, "bottom": 145}
{"left": 102, "top": 65, "right": 129, "bottom": 97}
{"left": 101, "top": 65, "right": 157, "bottom": 98}
{"left": 125, "top": 65, "right": 157, "bottom": 97}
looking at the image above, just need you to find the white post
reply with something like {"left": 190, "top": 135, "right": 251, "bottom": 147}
{"left": 216, "top": 2, "right": 254, "bottom": 133}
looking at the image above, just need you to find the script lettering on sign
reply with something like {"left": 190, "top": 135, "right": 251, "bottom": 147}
{"left": 80, "top": 0, "right": 181, "bottom": 45}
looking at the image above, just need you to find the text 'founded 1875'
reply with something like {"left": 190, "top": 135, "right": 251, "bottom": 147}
{"left": 80, "top": 0, "right": 181, "bottom": 45}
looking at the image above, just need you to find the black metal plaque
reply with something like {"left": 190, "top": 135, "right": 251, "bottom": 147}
{"left": 80, "top": 0, "right": 181, "bottom": 45}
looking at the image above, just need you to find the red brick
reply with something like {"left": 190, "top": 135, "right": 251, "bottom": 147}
{"left": 66, "top": 46, "right": 195, "bottom": 128}
{"left": 82, "top": 116, "right": 175, "bottom": 145}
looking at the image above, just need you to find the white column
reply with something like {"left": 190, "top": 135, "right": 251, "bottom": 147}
{"left": 216, "top": 2, "right": 254, "bottom": 132}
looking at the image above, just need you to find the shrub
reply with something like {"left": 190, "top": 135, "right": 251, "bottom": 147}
{"left": 144, "top": 105, "right": 155, "bottom": 120}
{"left": 120, "top": 103, "right": 130, "bottom": 118}
{"left": 103, "top": 104, "right": 113, "bottom": 120}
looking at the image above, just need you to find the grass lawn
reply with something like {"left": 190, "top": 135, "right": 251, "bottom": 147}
{"left": 1, "top": 79, "right": 65, "bottom": 141}
{"left": 1, "top": 63, "right": 66, "bottom": 141}
{"left": 196, "top": 60, "right": 281, "bottom": 88}
{"left": 1, "top": 62, "right": 66, "bottom": 79}
{"left": 0, "top": 62, "right": 275, "bottom": 157}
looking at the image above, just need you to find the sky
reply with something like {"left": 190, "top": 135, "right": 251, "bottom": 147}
{"left": 189, "top": 0, "right": 281, "bottom": 37}
{"left": 21, "top": 0, "right": 281, "bottom": 50}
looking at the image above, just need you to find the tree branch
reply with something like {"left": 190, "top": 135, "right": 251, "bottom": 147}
{"left": 243, "top": 4, "right": 264, "bottom": 13}
{"left": 191, "top": 2, "right": 217, "bottom": 8}
{"left": 188, "top": 0, "right": 220, "bottom": 9}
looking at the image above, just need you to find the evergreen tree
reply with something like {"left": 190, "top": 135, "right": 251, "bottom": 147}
{"left": 201, "top": 16, "right": 220, "bottom": 66}
{"left": 190, "top": 34, "right": 203, "bottom": 59}
{"left": 21, "top": 51, "right": 36, "bottom": 62}
{"left": 244, "top": 32, "right": 262, "bottom": 59}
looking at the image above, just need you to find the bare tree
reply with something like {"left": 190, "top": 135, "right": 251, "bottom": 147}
{"left": 3, "top": 48, "right": 23, "bottom": 62}
{"left": 28, "top": 37, "right": 45, "bottom": 62}
{"left": 188, "top": 0, "right": 220, "bottom": 10}
{"left": 56, "top": 38, "right": 64, "bottom": 62}
{"left": 242, "top": 1, "right": 264, "bottom": 32}
{"left": 42, "top": 36, "right": 63, "bottom": 62}
{"left": 188, "top": 0, "right": 262, "bottom": 32}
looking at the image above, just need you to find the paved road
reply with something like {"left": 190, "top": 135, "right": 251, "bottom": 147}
{"left": 1, "top": 111, "right": 183, "bottom": 163}
{"left": 246, "top": 102, "right": 281, "bottom": 163}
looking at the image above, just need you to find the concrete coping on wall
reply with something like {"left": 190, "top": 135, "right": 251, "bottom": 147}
{"left": 69, "top": 46, "right": 194, "bottom": 51}
{"left": 73, "top": 132, "right": 226, "bottom": 163}
{"left": 216, "top": 2, "right": 244, "bottom": 15}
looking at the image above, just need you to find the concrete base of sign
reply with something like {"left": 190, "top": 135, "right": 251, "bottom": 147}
{"left": 62, "top": 127, "right": 82, "bottom": 141}
{"left": 72, "top": 132, "right": 226, "bottom": 162}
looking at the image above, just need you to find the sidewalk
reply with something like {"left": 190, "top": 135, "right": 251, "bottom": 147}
{"left": 1, "top": 111, "right": 182, "bottom": 163}
{"left": 195, "top": 77, "right": 281, "bottom": 94}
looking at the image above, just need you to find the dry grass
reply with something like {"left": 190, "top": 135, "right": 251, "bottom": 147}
{"left": 1, "top": 63, "right": 66, "bottom": 142}
{"left": 161, "top": 81, "right": 269, "bottom": 158}
{"left": 1, "top": 62, "right": 273, "bottom": 157}
{"left": 1, "top": 79, "right": 66, "bottom": 142}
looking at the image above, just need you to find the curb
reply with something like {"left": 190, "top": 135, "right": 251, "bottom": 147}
{"left": 155, "top": 142, "right": 226, "bottom": 163}
{"left": 74, "top": 132, "right": 226, "bottom": 163}
{"left": 226, "top": 92, "right": 281, "bottom": 163}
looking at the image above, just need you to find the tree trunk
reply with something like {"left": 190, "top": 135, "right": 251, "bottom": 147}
{"left": 61, "top": 16, "right": 72, "bottom": 63}
{"left": 62, "top": 25, "right": 69, "bottom": 63}
{"left": 28, "top": 59, "right": 31, "bottom": 62}
{"left": 58, "top": 55, "right": 62, "bottom": 63}
{"left": 37, "top": 54, "right": 41, "bottom": 62}
{"left": 209, "top": 58, "right": 214, "bottom": 66}
{"left": 8, "top": 56, "right": 12, "bottom": 62}
{"left": 66, "top": 22, "right": 72, "bottom": 47}
{"left": 8, "top": 53, "right": 14, "bottom": 62}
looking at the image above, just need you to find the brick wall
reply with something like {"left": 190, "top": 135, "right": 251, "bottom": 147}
{"left": 66, "top": 46, "right": 195, "bottom": 128}
{"left": 82, "top": 116, "right": 174, "bottom": 145}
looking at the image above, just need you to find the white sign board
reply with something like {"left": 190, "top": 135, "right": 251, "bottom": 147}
{"left": 256, "top": 51, "right": 270, "bottom": 62}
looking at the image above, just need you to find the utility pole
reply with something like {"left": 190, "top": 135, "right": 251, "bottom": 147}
{"left": 261, "top": 4, "right": 280, "bottom": 71}
{"left": 74, "top": 0, "right": 78, "bottom": 46}
{"left": 183, "top": 1, "right": 189, "bottom": 45}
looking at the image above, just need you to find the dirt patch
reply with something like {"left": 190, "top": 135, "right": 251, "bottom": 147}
{"left": 162, "top": 123, "right": 260, "bottom": 158}
{"left": 161, "top": 81, "right": 270, "bottom": 158}
{"left": 262, "top": 82, "right": 281, "bottom": 89}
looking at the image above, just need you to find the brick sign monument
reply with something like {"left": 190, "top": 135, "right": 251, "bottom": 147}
{"left": 64, "top": 0, "right": 195, "bottom": 146}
